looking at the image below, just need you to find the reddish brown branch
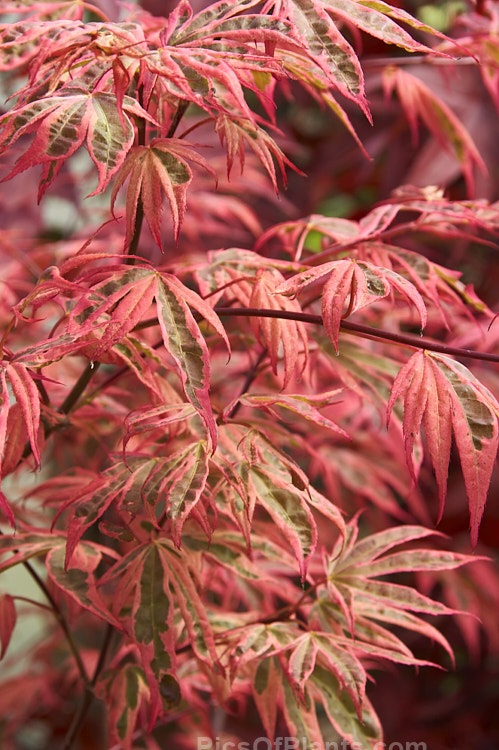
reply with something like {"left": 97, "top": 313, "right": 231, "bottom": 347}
{"left": 214, "top": 307, "right": 499, "bottom": 364}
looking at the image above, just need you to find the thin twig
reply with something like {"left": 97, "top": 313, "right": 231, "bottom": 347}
{"left": 60, "top": 623, "right": 115, "bottom": 750}
{"left": 167, "top": 100, "right": 190, "bottom": 138}
{"left": 214, "top": 307, "right": 499, "bottom": 364}
{"left": 362, "top": 54, "right": 478, "bottom": 68}
{"left": 126, "top": 87, "right": 147, "bottom": 264}
{"left": 59, "top": 361, "right": 101, "bottom": 415}
{"left": 21, "top": 555, "right": 90, "bottom": 685}
{"left": 226, "top": 348, "right": 268, "bottom": 419}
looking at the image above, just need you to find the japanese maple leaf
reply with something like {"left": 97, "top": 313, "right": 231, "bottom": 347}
{"left": 0, "top": 2, "right": 86, "bottom": 21}
{"left": 100, "top": 540, "right": 221, "bottom": 724}
{"left": 320, "top": 520, "right": 480, "bottom": 655}
{"left": 60, "top": 263, "right": 229, "bottom": 446}
{"left": 0, "top": 86, "right": 154, "bottom": 199}
{"left": 387, "top": 350, "right": 499, "bottom": 545}
{"left": 276, "top": 258, "right": 427, "bottom": 352}
{"left": 111, "top": 138, "right": 216, "bottom": 250}
{"left": 215, "top": 115, "right": 298, "bottom": 192}
{"left": 383, "top": 67, "right": 486, "bottom": 195}
{"left": 198, "top": 251, "right": 309, "bottom": 386}
{"left": 0, "top": 362, "right": 41, "bottom": 527}
{"left": 264, "top": 0, "right": 448, "bottom": 118}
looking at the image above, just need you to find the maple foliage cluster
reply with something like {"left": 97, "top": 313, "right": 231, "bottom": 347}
{"left": 1, "top": 0, "right": 499, "bottom": 748}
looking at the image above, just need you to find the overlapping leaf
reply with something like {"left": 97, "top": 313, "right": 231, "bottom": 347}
{"left": 326, "top": 0, "right": 451, "bottom": 53}
{"left": 248, "top": 645, "right": 381, "bottom": 749}
{"left": 59, "top": 263, "right": 229, "bottom": 445}
{"left": 0, "top": 362, "right": 42, "bottom": 526}
{"left": 101, "top": 540, "right": 221, "bottom": 714}
{"left": 270, "top": 0, "right": 369, "bottom": 109}
{"left": 142, "top": 10, "right": 293, "bottom": 125}
{"left": 287, "top": 631, "right": 366, "bottom": 708}
{"left": 0, "top": 531, "right": 66, "bottom": 574}
{"left": 185, "top": 529, "right": 276, "bottom": 581}
{"left": 59, "top": 439, "right": 210, "bottom": 567}
{"left": 356, "top": 242, "right": 493, "bottom": 325}
{"left": 46, "top": 543, "right": 122, "bottom": 628}
{"left": 196, "top": 250, "right": 308, "bottom": 386}
{"left": 165, "top": 0, "right": 279, "bottom": 45}
{"left": 215, "top": 424, "right": 345, "bottom": 573}
{"left": 0, "top": 87, "right": 154, "bottom": 198}
{"left": 0, "top": 530, "right": 120, "bottom": 629}
{"left": 309, "top": 665, "right": 382, "bottom": 750}
{"left": 234, "top": 391, "right": 349, "bottom": 437}
{"left": 277, "top": 258, "right": 427, "bottom": 351}
{"left": 388, "top": 350, "right": 499, "bottom": 545}
{"left": 96, "top": 665, "right": 151, "bottom": 750}
{"left": 154, "top": 272, "right": 229, "bottom": 446}
{"left": 98, "top": 542, "right": 185, "bottom": 724}
{"left": 0, "top": 19, "right": 69, "bottom": 71}
{"left": 216, "top": 115, "right": 297, "bottom": 193}
{"left": 383, "top": 67, "right": 486, "bottom": 194}
{"left": 265, "top": 0, "right": 452, "bottom": 118}
{"left": 316, "top": 522, "right": 478, "bottom": 661}
{"left": 123, "top": 403, "right": 197, "bottom": 453}
{"left": 111, "top": 139, "right": 216, "bottom": 250}
{"left": 0, "top": 2, "right": 85, "bottom": 21}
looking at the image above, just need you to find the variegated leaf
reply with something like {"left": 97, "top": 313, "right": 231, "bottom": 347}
{"left": 388, "top": 351, "right": 499, "bottom": 544}
{"left": 0, "top": 88, "right": 154, "bottom": 198}
{"left": 111, "top": 139, "right": 216, "bottom": 250}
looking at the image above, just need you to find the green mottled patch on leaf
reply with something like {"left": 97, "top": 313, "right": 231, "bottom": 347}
{"left": 135, "top": 546, "right": 172, "bottom": 676}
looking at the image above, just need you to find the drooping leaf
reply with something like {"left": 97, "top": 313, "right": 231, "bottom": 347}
{"left": 0, "top": 532, "right": 66, "bottom": 573}
{"left": 46, "top": 543, "right": 122, "bottom": 628}
{"left": 66, "top": 267, "right": 157, "bottom": 358}
{"left": 383, "top": 67, "right": 486, "bottom": 194}
{"left": 97, "top": 665, "right": 151, "bottom": 750}
{"left": 273, "top": 0, "right": 368, "bottom": 109}
{"left": 167, "top": 0, "right": 284, "bottom": 45}
{"left": 183, "top": 530, "right": 268, "bottom": 581}
{"left": 215, "top": 423, "right": 345, "bottom": 562}
{"left": 277, "top": 258, "right": 427, "bottom": 351}
{"left": 236, "top": 391, "right": 349, "bottom": 437}
{"left": 155, "top": 441, "right": 210, "bottom": 546}
{"left": 0, "top": 88, "right": 155, "bottom": 198}
{"left": 356, "top": 242, "right": 493, "bottom": 327}
{"left": 387, "top": 350, "right": 499, "bottom": 544}
{"left": 251, "top": 656, "right": 282, "bottom": 740}
{"left": 111, "top": 139, "right": 216, "bottom": 250}
{"left": 0, "top": 363, "right": 42, "bottom": 525}
{"left": 310, "top": 664, "right": 382, "bottom": 750}
{"left": 280, "top": 673, "right": 326, "bottom": 749}
{"left": 0, "top": 594, "right": 16, "bottom": 660}
{"left": 155, "top": 273, "right": 230, "bottom": 447}
{"left": 102, "top": 540, "right": 221, "bottom": 675}
{"left": 97, "top": 543, "right": 180, "bottom": 725}
{"left": 249, "top": 467, "right": 317, "bottom": 579}
{"left": 287, "top": 632, "right": 367, "bottom": 711}
{"left": 0, "top": 2, "right": 86, "bottom": 21}
{"left": 197, "top": 251, "right": 308, "bottom": 386}
{"left": 1, "top": 363, "right": 41, "bottom": 465}
{"left": 56, "top": 262, "right": 228, "bottom": 446}
{"left": 216, "top": 115, "right": 297, "bottom": 192}
{"left": 326, "top": 0, "right": 451, "bottom": 53}
{"left": 123, "top": 403, "right": 197, "bottom": 453}
{"left": 0, "top": 19, "right": 69, "bottom": 71}
{"left": 112, "top": 337, "right": 166, "bottom": 400}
